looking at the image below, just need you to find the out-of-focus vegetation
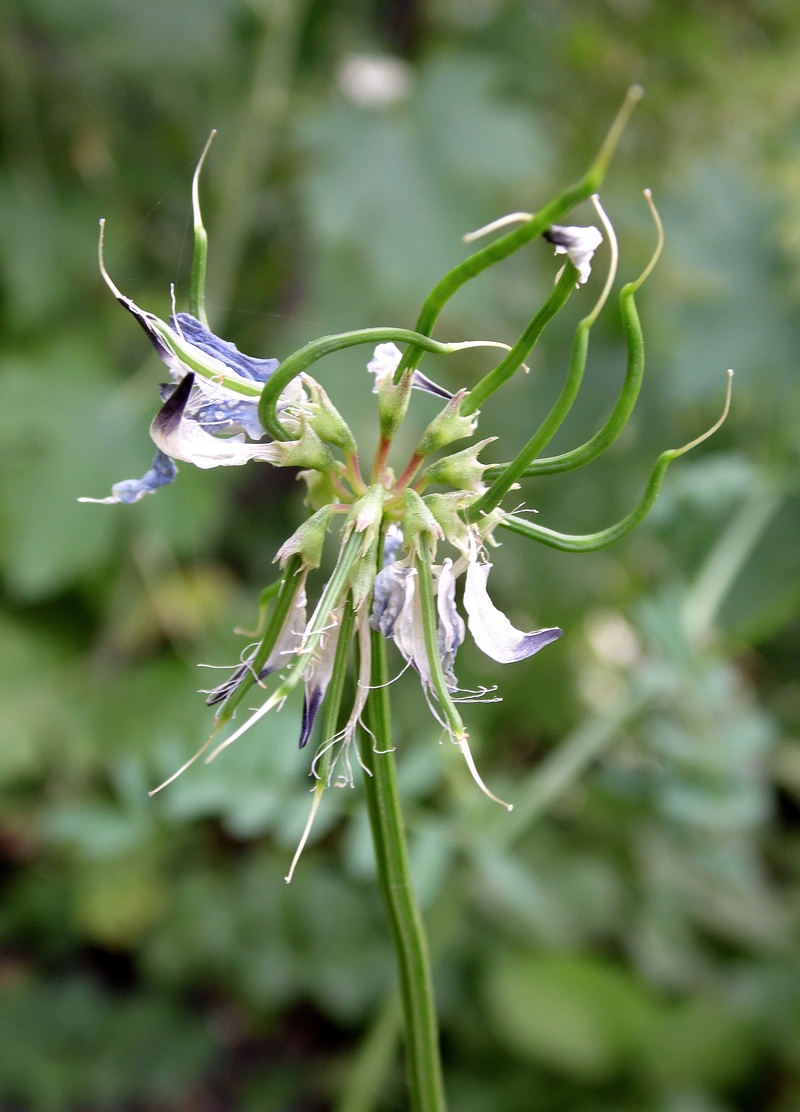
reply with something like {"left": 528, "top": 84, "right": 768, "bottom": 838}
{"left": 1, "top": 1, "right": 800, "bottom": 1109}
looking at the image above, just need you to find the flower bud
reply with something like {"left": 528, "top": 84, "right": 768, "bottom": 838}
{"left": 414, "top": 390, "right": 477, "bottom": 457}
{"left": 423, "top": 491, "right": 475, "bottom": 553}
{"left": 275, "top": 505, "right": 335, "bottom": 570}
{"left": 402, "top": 488, "right": 443, "bottom": 557}
{"left": 376, "top": 371, "right": 413, "bottom": 441}
{"left": 269, "top": 420, "right": 335, "bottom": 472}
{"left": 421, "top": 437, "right": 496, "bottom": 491}
{"left": 302, "top": 375, "right": 358, "bottom": 454}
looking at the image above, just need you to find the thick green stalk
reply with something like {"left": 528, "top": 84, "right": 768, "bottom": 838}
{"left": 361, "top": 630, "right": 447, "bottom": 1112}
{"left": 460, "top": 264, "right": 577, "bottom": 416}
{"left": 395, "top": 85, "right": 642, "bottom": 379}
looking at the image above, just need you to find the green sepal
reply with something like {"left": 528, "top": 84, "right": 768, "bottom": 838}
{"left": 303, "top": 376, "right": 358, "bottom": 454}
{"left": 421, "top": 437, "right": 496, "bottom": 491}
{"left": 270, "top": 420, "right": 335, "bottom": 472}
{"left": 274, "top": 505, "right": 335, "bottom": 570}
{"left": 414, "top": 389, "right": 476, "bottom": 457}
{"left": 402, "top": 489, "right": 443, "bottom": 558}
{"left": 377, "top": 369, "right": 414, "bottom": 441}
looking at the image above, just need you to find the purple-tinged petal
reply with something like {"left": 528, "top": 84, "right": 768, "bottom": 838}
{"left": 192, "top": 398, "right": 265, "bottom": 440}
{"left": 78, "top": 450, "right": 177, "bottom": 505}
{"left": 411, "top": 370, "right": 453, "bottom": 400}
{"left": 436, "top": 558, "right": 465, "bottom": 690}
{"left": 382, "top": 523, "right": 404, "bottom": 566}
{"left": 172, "top": 313, "right": 279, "bottom": 383}
{"left": 464, "top": 557, "right": 561, "bottom": 664}
{"left": 150, "top": 373, "right": 281, "bottom": 468}
{"left": 205, "top": 579, "right": 307, "bottom": 707}
{"left": 300, "top": 607, "right": 343, "bottom": 748}
{"left": 543, "top": 224, "right": 603, "bottom": 286}
{"left": 370, "top": 564, "right": 410, "bottom": 638}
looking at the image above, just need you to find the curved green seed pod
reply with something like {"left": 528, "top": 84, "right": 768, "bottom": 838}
{"left": 497, "top": 371, "right": 733, "bottom": 553}
{"left": 484, "top": 190, "right": 664, "bottom": 481}
{"left": 460, "top": 265, "right": 576, "bottom": 416}
{"left": 394, "top": 85, "right": 643, "bottom": 381}
{"left": 258, "top": 328, "right": 504, "bottom": 442}
{"left": 189, "top": 130, "right": 215, "bottom": 328}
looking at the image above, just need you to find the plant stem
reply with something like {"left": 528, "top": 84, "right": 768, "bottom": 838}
{"left": 360, "top": 630, "right": 447, "bottom": 1112}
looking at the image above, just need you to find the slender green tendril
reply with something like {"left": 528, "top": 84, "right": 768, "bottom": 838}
{"left": 214, "top": 555, "right": 303, "bottom": 731}
{"left": 258, "top": 328, "right": 495, "bottom": 442}
{"left": 460, "top": 264, "right": 576, "bottom": 416}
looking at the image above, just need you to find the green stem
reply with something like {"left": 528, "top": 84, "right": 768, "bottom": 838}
{"left": 394, "top": 85, "right": 642, "bottom": 379}
{"left": 361, "top": 630, "right": 447, "bottom": 1112}
{"left": 460, "top": 264, "right": 576, "bottom": 416}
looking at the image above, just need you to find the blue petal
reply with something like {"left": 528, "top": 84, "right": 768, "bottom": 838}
{"left": 111, "top": 451, "right": 178, "bottom": 502}
{"left": 193, "top": 398, "right": 265, "bottom": 440}
{"left": 173, "top": 313, "right": 280, "bottom": 383}
{"left": 79, "top": 450, "right": 177, "bottom": 505}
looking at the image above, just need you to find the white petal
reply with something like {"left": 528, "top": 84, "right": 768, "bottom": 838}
{"left": 464, "top": 557, "right": 561, "bottom": 664}
{"left": 150, "top": 373, "right": 279, "bottom": 468}
{"left": 545, "top": 224, "right": 603, "bottom": 286}
{"left": 367, "top": 342, "right": 402, "bottom": 387}
{"left": 300, "top": 607, "right": 343, "bottom": 749}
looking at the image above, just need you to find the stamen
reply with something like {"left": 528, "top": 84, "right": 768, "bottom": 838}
{"left": 285, "top": 784, "right": 324, "bottom": 884}
{"left": 456, "top": 736, "right": 513, "bottom": 811}
{"left": 463, "top": 212, "right": 533, "bottom": 243}
{"left": 148, "top": 733, "right": 216, "bottom": 796}
{"left": 585, "top": 194, "right": 618, "bottom": 325}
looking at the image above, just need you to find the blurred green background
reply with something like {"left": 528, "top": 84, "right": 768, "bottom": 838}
{"left": 1, "top": 1, "right": 800, "bottom": 1109}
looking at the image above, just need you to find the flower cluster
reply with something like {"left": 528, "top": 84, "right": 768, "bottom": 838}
{"left": 82, "top": 106, "right": 732, "bottom": 879}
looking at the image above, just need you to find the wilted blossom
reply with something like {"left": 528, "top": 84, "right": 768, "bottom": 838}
{"left": 543, "top": 223, "right": 603, "bottom": 285}
{"left": 80, "top": 224, "right": 306, "bottom": 502}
